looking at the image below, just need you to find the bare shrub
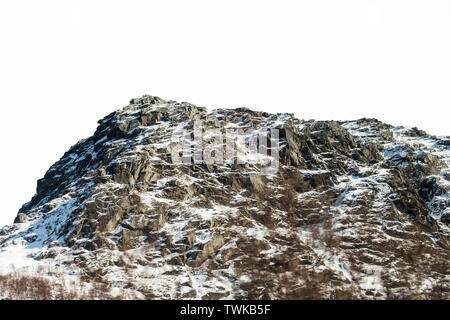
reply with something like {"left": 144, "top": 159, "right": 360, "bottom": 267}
{"left": 0, "top": 270, "right": 128, "bottom": 300}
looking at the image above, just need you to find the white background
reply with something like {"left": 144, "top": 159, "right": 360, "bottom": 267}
{"left": 0, "top": 0, "right": 449, "bottom": 227}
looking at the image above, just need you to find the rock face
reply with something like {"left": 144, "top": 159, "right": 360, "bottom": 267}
{"left": 0, "top": 95, "right": 449, "bottom": 299}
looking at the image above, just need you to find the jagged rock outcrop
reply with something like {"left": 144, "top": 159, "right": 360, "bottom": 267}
{"left": 1, "top": 95, "right": 449, "bottom": 299}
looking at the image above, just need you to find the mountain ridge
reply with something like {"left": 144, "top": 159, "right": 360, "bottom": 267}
{"left": 1, "top": 95, "right": 449, "bottom": 299}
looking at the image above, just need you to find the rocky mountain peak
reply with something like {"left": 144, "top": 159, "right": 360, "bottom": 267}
{"left": 1, "top": 95, "right": 449, "bottom": 299}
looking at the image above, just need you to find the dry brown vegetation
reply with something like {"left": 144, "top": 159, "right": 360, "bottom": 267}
{"left": 0, "top": 269, "right": 129, "bottom": 300}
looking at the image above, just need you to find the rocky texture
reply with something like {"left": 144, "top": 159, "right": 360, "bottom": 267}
{"left": 0, "top": 95, "right": 449, "bottom": 299}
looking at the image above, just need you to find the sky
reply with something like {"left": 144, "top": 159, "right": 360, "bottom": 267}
{"left": 0, "top": 0, "right": 449, "bottom": 227}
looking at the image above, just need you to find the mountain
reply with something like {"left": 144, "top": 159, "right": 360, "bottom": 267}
{"left": 0, "top": 95, "right": 449, "bottom": 299}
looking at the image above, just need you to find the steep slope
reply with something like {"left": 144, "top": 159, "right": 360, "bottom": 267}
{"left": 0, "top": 96, "right": 449, "bottom": 299}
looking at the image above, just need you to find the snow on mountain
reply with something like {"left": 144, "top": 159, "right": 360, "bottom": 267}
{"left": 0, "top": 96, "right": 448, "bottom": 299}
